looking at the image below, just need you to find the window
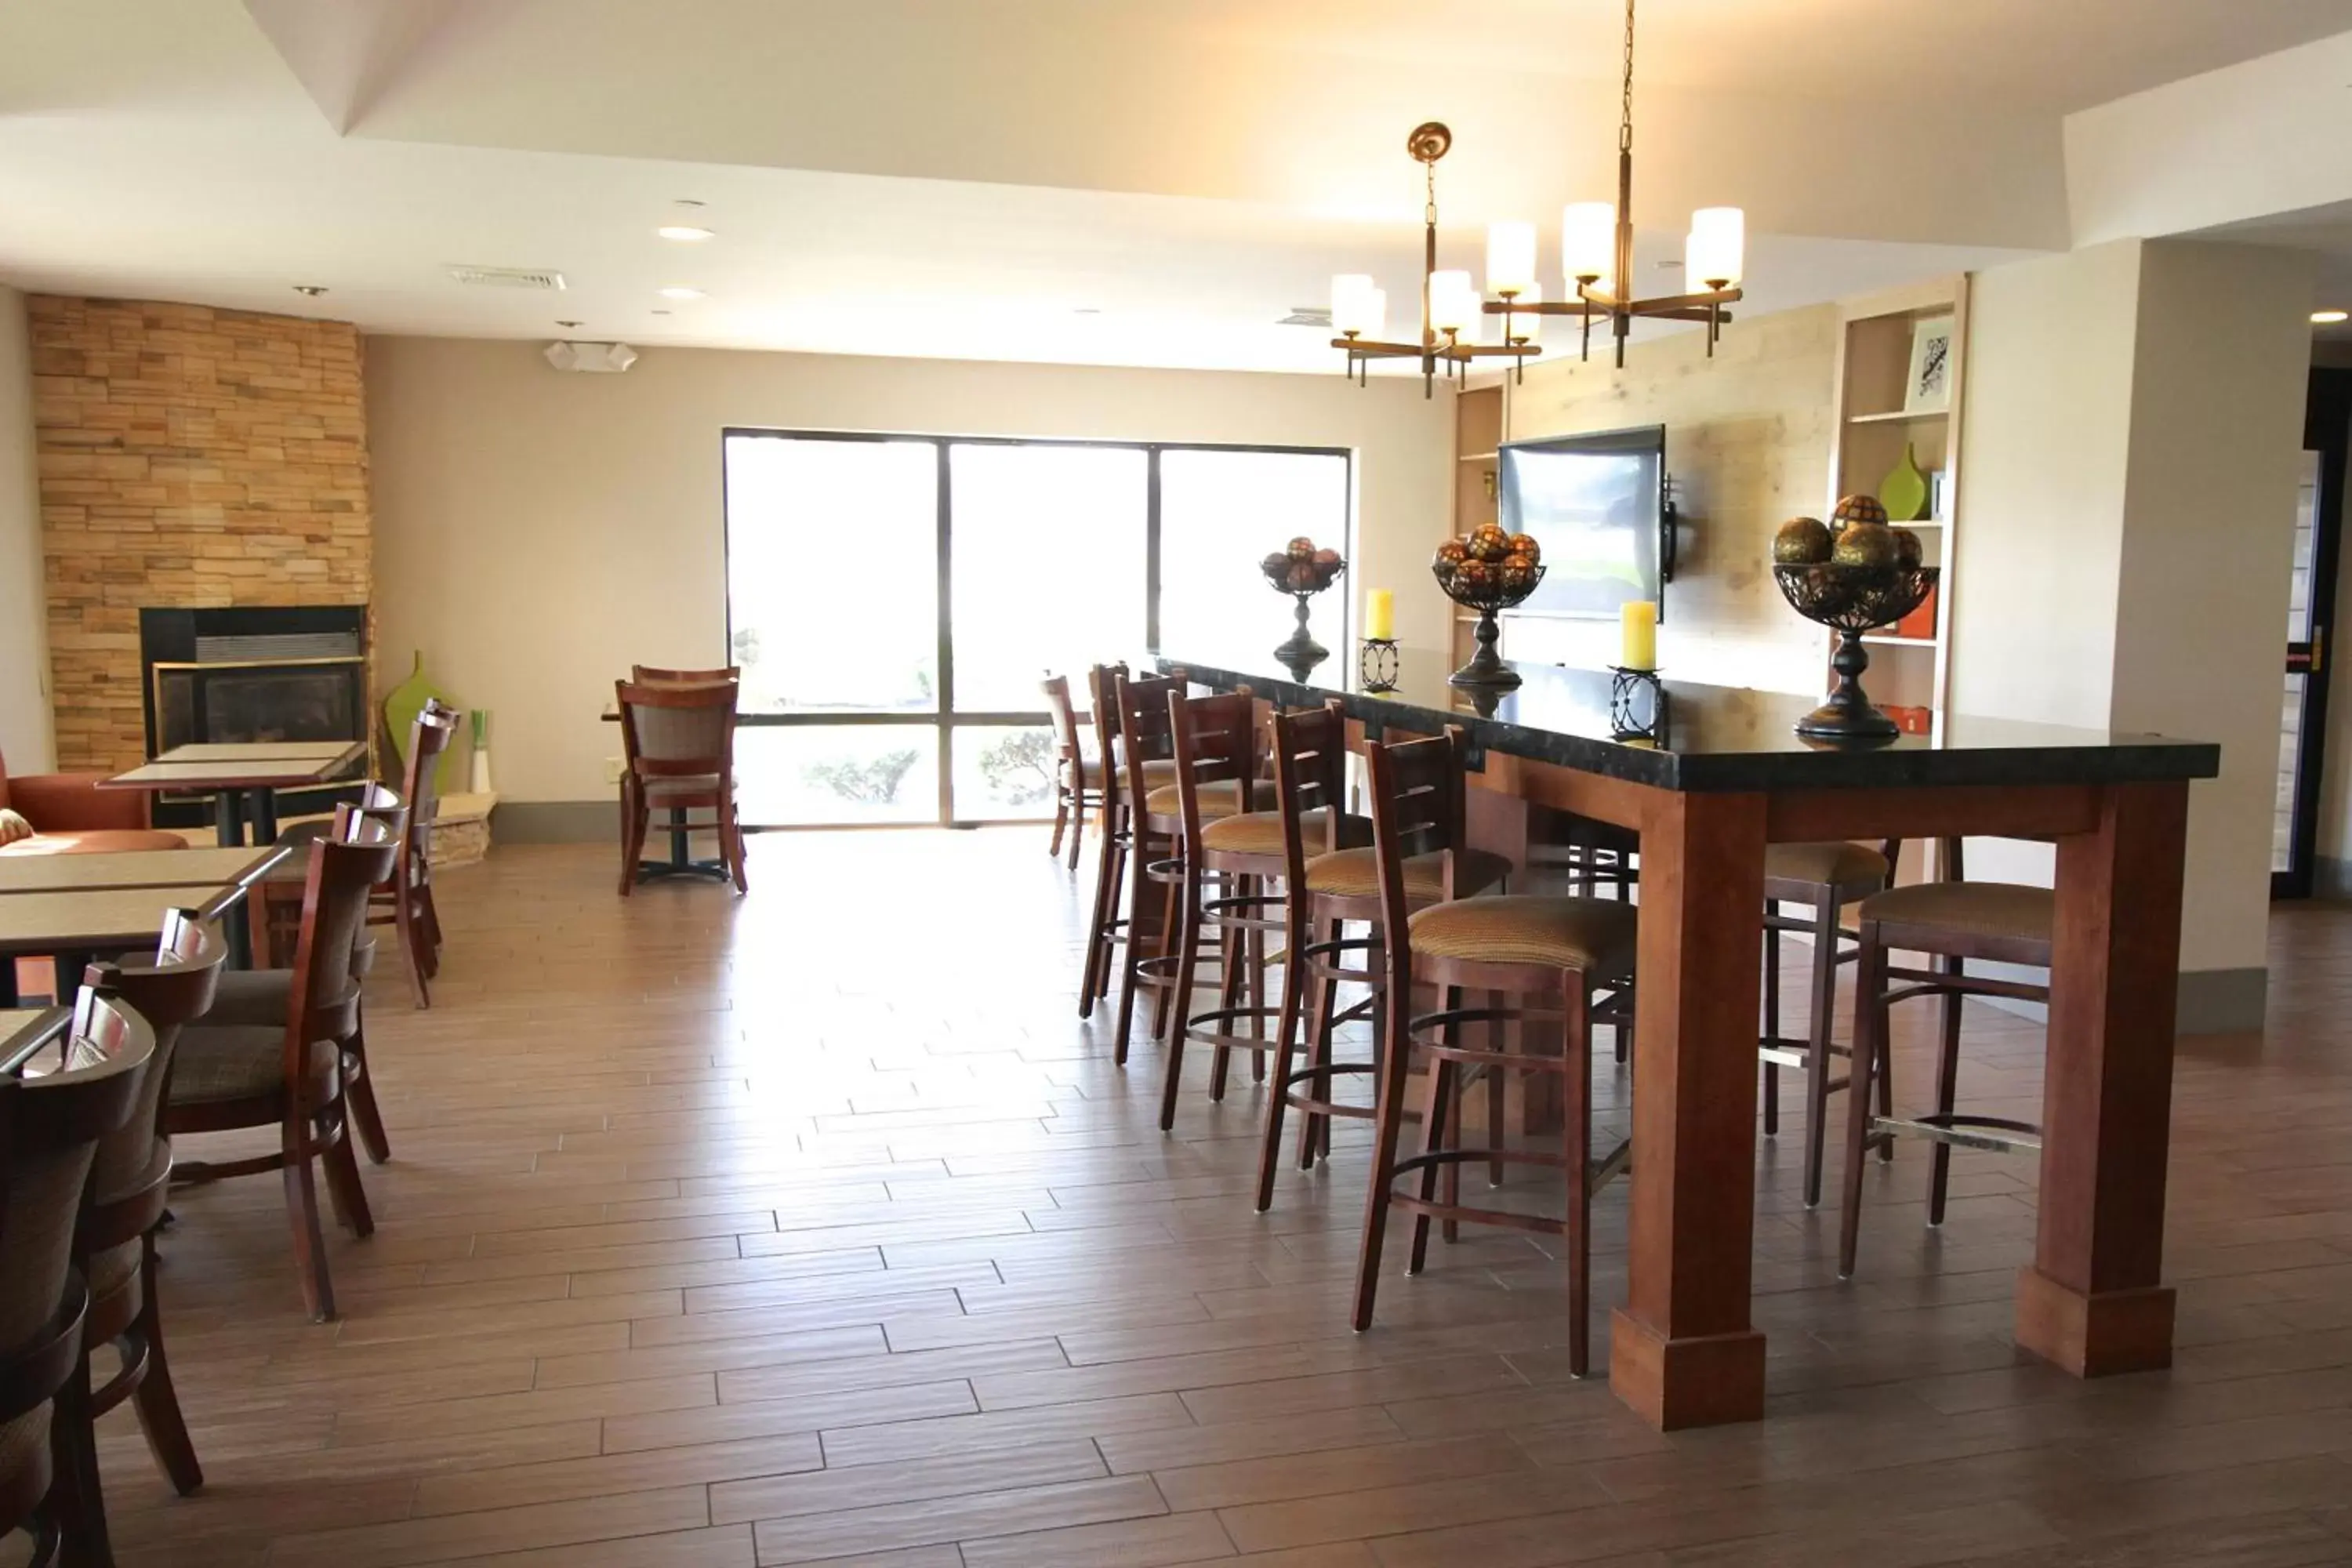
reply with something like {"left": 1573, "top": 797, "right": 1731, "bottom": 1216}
{"left": 723, "top": 431, "right": 1351, "bottom": 826}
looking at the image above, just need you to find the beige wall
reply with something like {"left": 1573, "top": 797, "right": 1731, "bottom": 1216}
{"left": 1494, "top": 303, "right": 1840, "bottom": 694}
{"left": 366, "top": 338, "right": 1450, "bottom": 803}
{"left": 1953, "top": 238, "right": 2314, "bottom": 991}
{"left": 0, "top": 287, "right": 50, "bottom": 774}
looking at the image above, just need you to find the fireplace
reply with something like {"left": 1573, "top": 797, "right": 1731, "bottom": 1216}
{"left": 139, "top": 606, "right": 370, "bottom": 829}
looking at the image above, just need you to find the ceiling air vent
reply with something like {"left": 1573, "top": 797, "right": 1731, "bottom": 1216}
{"left": 448, "top": 265, "right": 568, "bottom": 291}
{"left": 1278, "top": 307, "right": 1333, "bottom": 328}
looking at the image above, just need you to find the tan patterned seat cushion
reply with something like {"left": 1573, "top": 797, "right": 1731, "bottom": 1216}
{"left": 644, "top": 774, "right": 725, "bottom": 801}
{"left": 1198, "top": 808, "right": 1369, "bottom": 859}
{"left": 1407, "top": 894, "right": 1638, "bottom": 977}
{"left": 1860, "top": 881, "right": 2053, "bottom": 946}
{"left": 1764, "top": 840, "right": 1889, "bottom": 894}
{"left": 1079, "top": 757, "right": 1178, "bottom": 789}
{"left": 169, "top": 1025, "right": 288, "bottom": 1105}
{"left": 1142, "top": 778, "right": 1281, "bottom": 820}
{"left": 0, "top": 1408, "right": 49, "bottom": 1493}
{"left": 1305, "top": 846, "right": 1513, "bottom": 903}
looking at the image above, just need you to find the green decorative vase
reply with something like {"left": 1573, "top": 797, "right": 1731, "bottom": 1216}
{"left": 383, "top": 652, "right": 461, "bottom": 796}
{"left": 1879, "top": 441, "right": 1929, "bottom": 524}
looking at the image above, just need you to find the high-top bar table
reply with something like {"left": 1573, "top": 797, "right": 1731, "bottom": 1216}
{"left": 1157, "top": 648, "right": 2220, "bottom": 1431}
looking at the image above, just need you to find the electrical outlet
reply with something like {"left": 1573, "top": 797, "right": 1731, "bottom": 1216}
{"left": 604, "top": 756, "right": 626, "bottom": 785}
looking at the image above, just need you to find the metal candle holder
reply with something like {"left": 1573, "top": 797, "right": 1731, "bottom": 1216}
{"left": 1359, "top": 637, "right": 1399, "bottom": 693}
{"left": 1432, "top": 563, "right": 1546, "bottom": 690}
{"left": 1772, "top": 562, "right": 1940, "bottom": 739}
{"left": 1608, "top": 666, "right": 1665, "bottom": 741}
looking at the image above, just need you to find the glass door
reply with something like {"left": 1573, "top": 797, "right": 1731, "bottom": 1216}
{"left": 2275, "top": 368, "right": 2348, "bottom": 898}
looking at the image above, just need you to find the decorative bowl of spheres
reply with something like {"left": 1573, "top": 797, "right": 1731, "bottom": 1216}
{"left": 1260, "top": 537, "right": 1347, "bottom": 680}
{"left": 1430, "top": 524, "right": 1546, "bottom": 689}
{"left": 1770, "top": 494, "right": 1937, "bottom": 739}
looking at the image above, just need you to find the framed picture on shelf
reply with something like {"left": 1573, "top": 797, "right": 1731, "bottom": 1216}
{"left": 1904, "top": 315, "right": 1955, "bottom": 414}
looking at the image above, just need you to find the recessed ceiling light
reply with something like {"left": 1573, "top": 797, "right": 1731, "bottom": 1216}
{"left": 657, "top": 225, "right": 715, "bottom": 242}
{"left": 652, "top": 309, "right": 673, "bottom": 317}
{"left": 672, "top": 198, "right": 706, "bottom": 209}
{"left": 292, "top": 285, "right": 328, "bottom": 296}
{"left": 658, "top": 286, "right": 706, "bottom": 300}
{"left": 2314, "top": 309, "right": 2349, "bottom": 325}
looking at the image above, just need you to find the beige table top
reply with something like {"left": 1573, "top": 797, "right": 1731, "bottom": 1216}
{"left": 1, "top": 1007, "right": 69, "bottom": 1076}
{"left": 0, "top": 845, "right": 288, "bottom": 896}
{"left": 102, "top": 743, "right": 365, "bottom": 790}
{"left": 0, "top": 884, "right": 238, "bottom": 956}
{"left": 156, "top": 741, "right": 360, "bottom": 764}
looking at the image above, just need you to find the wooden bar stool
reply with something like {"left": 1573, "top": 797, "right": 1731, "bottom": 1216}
{"left": 1758, "top": 838, "right": 1897, "bottom": 1207}
{"left": 1113, "top": 677, "right": 1279, "bottom": 1069}
{"left": 1838, "top": 844, "right": 2053, "bottom": 1278}
{"left": 1255, "top": 702, "right": 1508, "bottom": 1210}
{"left": 1041, "top": 674, "right": 1094, "bottom": 872}
{"left": 1353, "top": 731, "right": 1638, "bottom": 1375}
{"left": 1077, "top": 664, "right": 1180, "bottom": 1018}
{"left": 1152, "top": 689, "right": 1348, "bottom": 1131}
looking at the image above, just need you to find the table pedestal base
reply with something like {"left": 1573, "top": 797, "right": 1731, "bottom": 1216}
{"left": 1608, "top": 1312, "right": 1766, "bottom": 1430}
{"left": 2014, "top": 1267, "right": 2176, "bottom": 1377}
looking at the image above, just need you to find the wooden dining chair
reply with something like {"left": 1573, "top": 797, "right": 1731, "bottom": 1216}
{"left": 166, "top": 807, "right": 399, "bottom": 1320}
{"left": 633, "top": 664, "right": 739, "bottom": 684}
{"left": 0, "top": 985, "right": 154, "bottom": 1568}
{"left": 615, "top": 678, "right": 748, "bottom": 896}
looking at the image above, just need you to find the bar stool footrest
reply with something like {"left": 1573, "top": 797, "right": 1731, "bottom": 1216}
{"left": 1870, "top": 1112, "right": 2042, "bottom": 1155}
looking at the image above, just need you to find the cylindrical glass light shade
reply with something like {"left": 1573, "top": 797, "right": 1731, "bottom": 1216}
{"left": 1486, "top": 221, "right": 1537, "bottom": 296}
{"left": 1686, "top": 207, "right": 1744, "bottom": 287}
{"left": 1428, "top": 270, "right": 1475, "bottom": 333}
{"left": 1331, "top": 274, "right": 1378, "bottom": 336}
{"left": 1563, "top": 202, "right": 1616, "bottom": 285}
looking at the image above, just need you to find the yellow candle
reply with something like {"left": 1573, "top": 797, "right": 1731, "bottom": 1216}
{"left": 1364, "top": 588, "right": 1395, "bottom": 641}
{"left": 1620, "top": 600, "right": 1657, "bottom": 670}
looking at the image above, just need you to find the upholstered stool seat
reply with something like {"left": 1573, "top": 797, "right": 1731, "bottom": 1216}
{"left": 1764, "top": 840, "right": 1889, "bottom": 895}
{"left": 1080, "top": 756, "right": 1176, "bottom": 789}
{"left": 1142, "top": 777, "right": 1279, "bottom": 819}
{"left": 1406, "top": 894, "right": 1638, "bottom": 978}
{"left": 1860, "top": 880, "right": 2053, "bottom": 944}
{"left": 1200, "top": 807, "right": 1367, "bottom": 858}
{"left": 168, "top": 1027, "right": 335, "bottom": 1105}
{"left": 1304, "top": 844, "right": 1512, "bottom": 903}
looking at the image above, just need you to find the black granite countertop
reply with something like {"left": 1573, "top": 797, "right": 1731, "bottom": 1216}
{"left": 1152, "top": 648, "right": 2220, "bottom": 793}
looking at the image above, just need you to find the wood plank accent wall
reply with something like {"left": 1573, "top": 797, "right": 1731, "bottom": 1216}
{"left": 1494, "top": 303, "right": 1840, "bottom": 693}
{"left": 28, "top": 297, "right": 372, "bottom": 771}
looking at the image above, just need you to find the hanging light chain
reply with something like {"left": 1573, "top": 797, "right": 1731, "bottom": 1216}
{"left": 1619, "top": 0, "right": 1636, "bottom": 155}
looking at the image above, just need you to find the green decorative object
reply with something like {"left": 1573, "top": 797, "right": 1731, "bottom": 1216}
{"left": 1879, "top": 441, "right": 1929, "bottom": 524}
{"left": 383, "top": 651, "right": 461, "bottom": 796}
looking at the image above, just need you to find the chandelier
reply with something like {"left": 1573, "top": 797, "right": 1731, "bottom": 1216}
{"left": 1328, "top": 123, "right": 1542, "bottom": 397}
{"left": 1332, "top": 0, "right": 1744, "bottom": 387}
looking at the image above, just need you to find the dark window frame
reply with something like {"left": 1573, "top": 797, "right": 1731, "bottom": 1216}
{"left": 720, "top": 427, "right": 1356, "bottom": 827}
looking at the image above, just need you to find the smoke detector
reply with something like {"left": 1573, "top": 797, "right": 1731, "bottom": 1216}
{"left": 543, "top": 341, "right": 639, "bottom": 373}
{"left": 450, "top": 265, "right": 568, "bottom": 291}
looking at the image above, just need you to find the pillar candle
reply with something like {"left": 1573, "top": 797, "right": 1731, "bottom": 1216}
{"left": 1620, "top": 600, "right": 1657, "bottom": 670}
{"left": 1364, "top": 589, "right": 1394, "bottom": 641}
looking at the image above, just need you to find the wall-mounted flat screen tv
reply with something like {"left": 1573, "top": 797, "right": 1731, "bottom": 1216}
{"left": 1497, "top": 424, "right": 1665, "bottom": 619}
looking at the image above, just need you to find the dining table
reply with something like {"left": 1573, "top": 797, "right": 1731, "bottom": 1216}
{"left": 1157, "top": 645, "right": 2220, "bottom": 1432}
{"left": 0, "top": 882, "right": 247, "bottom": 1008}
{"left": 98, "top": 741, "right": 365, "bottom": 848}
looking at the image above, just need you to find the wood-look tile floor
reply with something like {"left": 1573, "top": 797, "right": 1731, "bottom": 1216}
{"left": 60, "top": 834, "right": 2352, "bottom": 1567}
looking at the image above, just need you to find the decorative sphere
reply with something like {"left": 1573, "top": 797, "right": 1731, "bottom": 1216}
{"left": 1772, "top": 517, "right": 1833, "bottom": 564}
{"left": 1287, "top": 536, "right": 1316, "bottom": 561}
{"left": 1468, "top": 525, "right": 1512, "bottom": 563}
{"left": 1831, "top": 521, "right": 1898, "bottom": 568}
{"left": 1262, "top": 551, "right": 1290, "bottom": 576}
{"left": 1312, "top": 548, "right": 1341, "bottom": 569}
{"left": 1435, "top": 539, "right": 1468, "bottom": 567}
{"left": 1831, "top": 493, "right": 1889, "bottom": 532}
{"left": 1501, "top": 553, "right": 1534, "bottom": 572}
{"left": 1507, "top": 532, "right": 1541, "bottom": 562}
{"left": 1891, "top": 528, "right": 1924, "bottom": 570}
{"left": 1453, "top": 558, "right": 1494, "bottom": 594}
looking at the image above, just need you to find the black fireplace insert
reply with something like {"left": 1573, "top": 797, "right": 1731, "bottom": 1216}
{"left": 139, "top": 606, "right": 371, "bottom": 829}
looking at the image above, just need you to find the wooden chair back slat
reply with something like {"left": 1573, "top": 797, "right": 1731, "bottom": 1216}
{"left": 78, "top": 929, "right": 226, "bottom": 1250}
{"left": 1110, "top": 670, "right": 1180, "bottom": 821}
{"left": 1166, "top": 688, "right": 1258, "bottom": 843}
{"left": 285, "top": 807, "right": 401, "bottom": 1093}
{"left": 1364, "top": 729, "right": 1473, "bottom": 994}
{"left": 1270, "top": 699, "right": 1351, "bottom": 887}
{"left": 633, "top": 665, "right": 740, "bottom": 684}
{"left": 1042, "top": 675, "right": 1085, "bottom": 765}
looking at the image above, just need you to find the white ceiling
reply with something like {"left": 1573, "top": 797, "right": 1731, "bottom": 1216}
{"left": 1, "top": 0, "right": 2347, "bottom": 373}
